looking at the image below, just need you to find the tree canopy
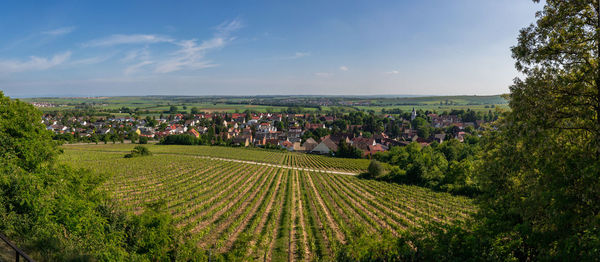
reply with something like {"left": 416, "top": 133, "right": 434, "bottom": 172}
{"left": 477, "top": 1, "right": 600, "bottom": 260}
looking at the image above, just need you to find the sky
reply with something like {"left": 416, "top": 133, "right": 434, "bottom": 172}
{"left": 0, "top": 0, "right": 543, "bottom": 97}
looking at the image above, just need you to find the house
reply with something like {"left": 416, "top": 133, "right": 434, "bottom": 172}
{"left": 303, "top": 138, "right": 318, "bottom": 152}
{"left": 311, "top": 137, "right": 338, "bottom": 155}
{"left": 96, "top": 128, "right": 111, "bottom": 135}
{"left": 456, "top": 131, "right": 467, "bottom": 142}
{"left": 188, "top": 129, "right": 200, "bottom": 138}
{"left": 279, "top": 140, "right": 294, "bottom": 151}
{"left": 305, "top": 123, "right": 325, "bottom": 130}
{"left": 257, "top": 123, "right": 277, "bottom": 133}
{"left": 433, "top": 133, "right": 445, "bottom": 143}
{"left": 364, "top": 144, "right": 387, "bottom": 156}
{"left": 351, "top": 137, "right": 376, "bottom": 152}
{"left": 287, "top": 126, "right": 303, "bottom": 139}
{"left": 233, "top": 135, "right": 251, "bottom": 147}
{"left": 292, "top": 142, "right": 305, "bottom": 152}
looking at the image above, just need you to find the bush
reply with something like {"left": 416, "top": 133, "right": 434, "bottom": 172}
{"left": 124, "top": 146, "right": 151, "bottom": 158}
{"left": 367, "top": 159, "right": 384, "bottom": 178}
{"left": 138, "top": 136, "right": 148, "bottom": 144}
{"left": 159, "top": 134, "right": 198, "bottom": 145}
{"left": 0, "top": 91, "right": 195, "bottom": 260}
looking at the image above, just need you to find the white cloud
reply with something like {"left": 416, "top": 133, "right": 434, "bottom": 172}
{"left": 84, "top": 34, "right": 174, "bottom": 47}
{"left": 314, "top": 72, "right": 332, "bottom": 77}
{"left": 124, "top": 61, "right": 154, "bottom": 75}
{"left": 385, "top": 70, "right": 400, "bottom": 75}
{"left": 70, "top": 55, "right": 112, "bottom": 66}
{"left": 216, "top": 18, "right": 244, "bottom": 36}
{"left": 263, "top": 51, "right": 310, "bottom": 61}
{"left": 154, "top": 38, "right": 220, "bottom": 73}
{"left": 288, "top": 52, "right": 310, "bottom": 59}
{"left": 154, "top": 19, "right": 242, "bottom": 73}
{"left": 0, "top": 51, "right": 71, "bottom": 73}
{"left": 121, "top": 48, "right": 150, "bottom": 62}
{"left": 42, "top": 26, "right": 76, "bottom": 36}
{"left": 339, "top": 66, "right": 349, "bottom": 71}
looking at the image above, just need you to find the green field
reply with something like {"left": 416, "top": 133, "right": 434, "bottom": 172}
{"left": 24, "top": 95, "right": 507, "bottom": 114}
{"left": 59, "top": 144, "right": 475, "bottom": 260}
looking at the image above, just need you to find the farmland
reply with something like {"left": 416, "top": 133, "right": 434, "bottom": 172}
{"left": 60, "top": 144, "right": 475, "bottom": 260}
{"left": 24, "top": 95, "right": 507, "bottom": 115}
{"left": 63, "top": 144, "right": 376, "bottom": 173}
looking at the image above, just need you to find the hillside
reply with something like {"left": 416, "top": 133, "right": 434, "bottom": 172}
{"left": 60, "top": 144, "right": 475, "bottom": 260}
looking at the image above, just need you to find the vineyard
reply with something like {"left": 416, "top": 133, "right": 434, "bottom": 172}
{"left": 63, "top": 144, "right": 377, "bottom": 173}
{"left": 60, "top": 144, "right": 475, "bottom": 260}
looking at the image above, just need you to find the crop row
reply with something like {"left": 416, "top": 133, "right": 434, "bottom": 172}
{"left": 60, "top": 146, "right": 475, "bottom": 260}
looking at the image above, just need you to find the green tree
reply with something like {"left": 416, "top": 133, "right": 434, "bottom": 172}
{"left": 478, "top": 1, "right": 600, "bottom": 260}
{"left": 366, "top": 159, "right": 384, "bottom": 178}
{"left": 138, "top": 136, "right": 149, "bottom": 144}
{"left": 0, "top": 92, "right": 197, "bottom": 260}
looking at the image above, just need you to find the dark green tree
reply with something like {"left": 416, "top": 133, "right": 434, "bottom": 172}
{"left": 478, "top": 1, "right": 600, "bottom": 260}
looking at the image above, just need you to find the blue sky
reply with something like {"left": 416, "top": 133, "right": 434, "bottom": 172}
{"left": 0, "top": 0, "right": 542, "bottom": 97}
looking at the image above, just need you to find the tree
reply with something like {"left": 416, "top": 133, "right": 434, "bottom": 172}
{"left": 0, "top": 92, "right": 198, "bottom": 260}
{"left": 139, "top": 136, "right": 149, "bottom": 144}
{"left": 366, "top": 159, "right": 384, "bottom": 178}
{"left": 478, "top": 1, "right": 600, "bottom": 260}
{"left": 0, "top": 94, "right": 58, "bottom": 171}
{"left": 124, "top": 145, "right": 152, "bottom": 158}
{"left": 412, "top": 117, "right": 431, "bottom": 138}
{"left": 169, "top": 105, "right": 178, "bottom": 114}
{"left": 337, "top": 140, "right": 363, "bottom": 159}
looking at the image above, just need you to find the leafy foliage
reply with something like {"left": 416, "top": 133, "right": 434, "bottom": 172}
{"left": 0, "top": 92, "right": 197, "bottom": 260}
{"left": 373, "top": 140, "right": 480, "bottom": 196}
{"left": 474, "top": 1, "right": 600, "bottom": 260}
{"left": 365, "top": 159, "right": 384, "bottom": 178}
{"left": 124, "top": 145, "right": 151, "bottom": 158}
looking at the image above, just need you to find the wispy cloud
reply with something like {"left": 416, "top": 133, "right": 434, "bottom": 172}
{"left": 154, "top": 39, "right": 220, "bottom": 73}
{"left": 121, "top": 48, "right": 150, "bottom": 62}
{"left": 315, "top": 72, "right": 332, "bottom": 77}
{"left": 71, "top": 54, "right": 114, "bottom": 66}
{"left": 261, "top": 51, "right": 310, "bottom": 61}
{"left": 124, "top": 61, "right": 154, "bottom": 75}
{"left": 384, "top": 70, "right": 400, "bottom": 75}
{"left": 292, "top": 52, "right": 310, "bottom": 59}
{"left": 0, "top": 51, "right": 71, "bottom": 73}
{"left": 154, "top": 19, "right": 242, "bottom": 73}
{"left": 216, "top": 18, "right": 244, "bottom": 36}
{"left": 339, "top": 65, "right": 349, "bottom": 71}
{"left": 84, "top": 34, "right": 174, "bottom": 47}
{"left": 42, "top": 26, "right": 76, "bottom": 36}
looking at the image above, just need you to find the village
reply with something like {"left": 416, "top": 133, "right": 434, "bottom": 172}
{"left": 42, "top": 107, "right": 496, "bottom": 158}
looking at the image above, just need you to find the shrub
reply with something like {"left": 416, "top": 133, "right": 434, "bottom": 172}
{"left": 367, "top": 159, "right": 384, "bottom": 178}
{"left": 125, "top": 146, "right": 151, "bottom": 158}
{"left": 138, "top": 136, "right": 148, "bottom": 144}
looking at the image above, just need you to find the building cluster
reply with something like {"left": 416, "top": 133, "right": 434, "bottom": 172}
{"left": 43, "top": 108, "right": 486, "bottom": 157}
